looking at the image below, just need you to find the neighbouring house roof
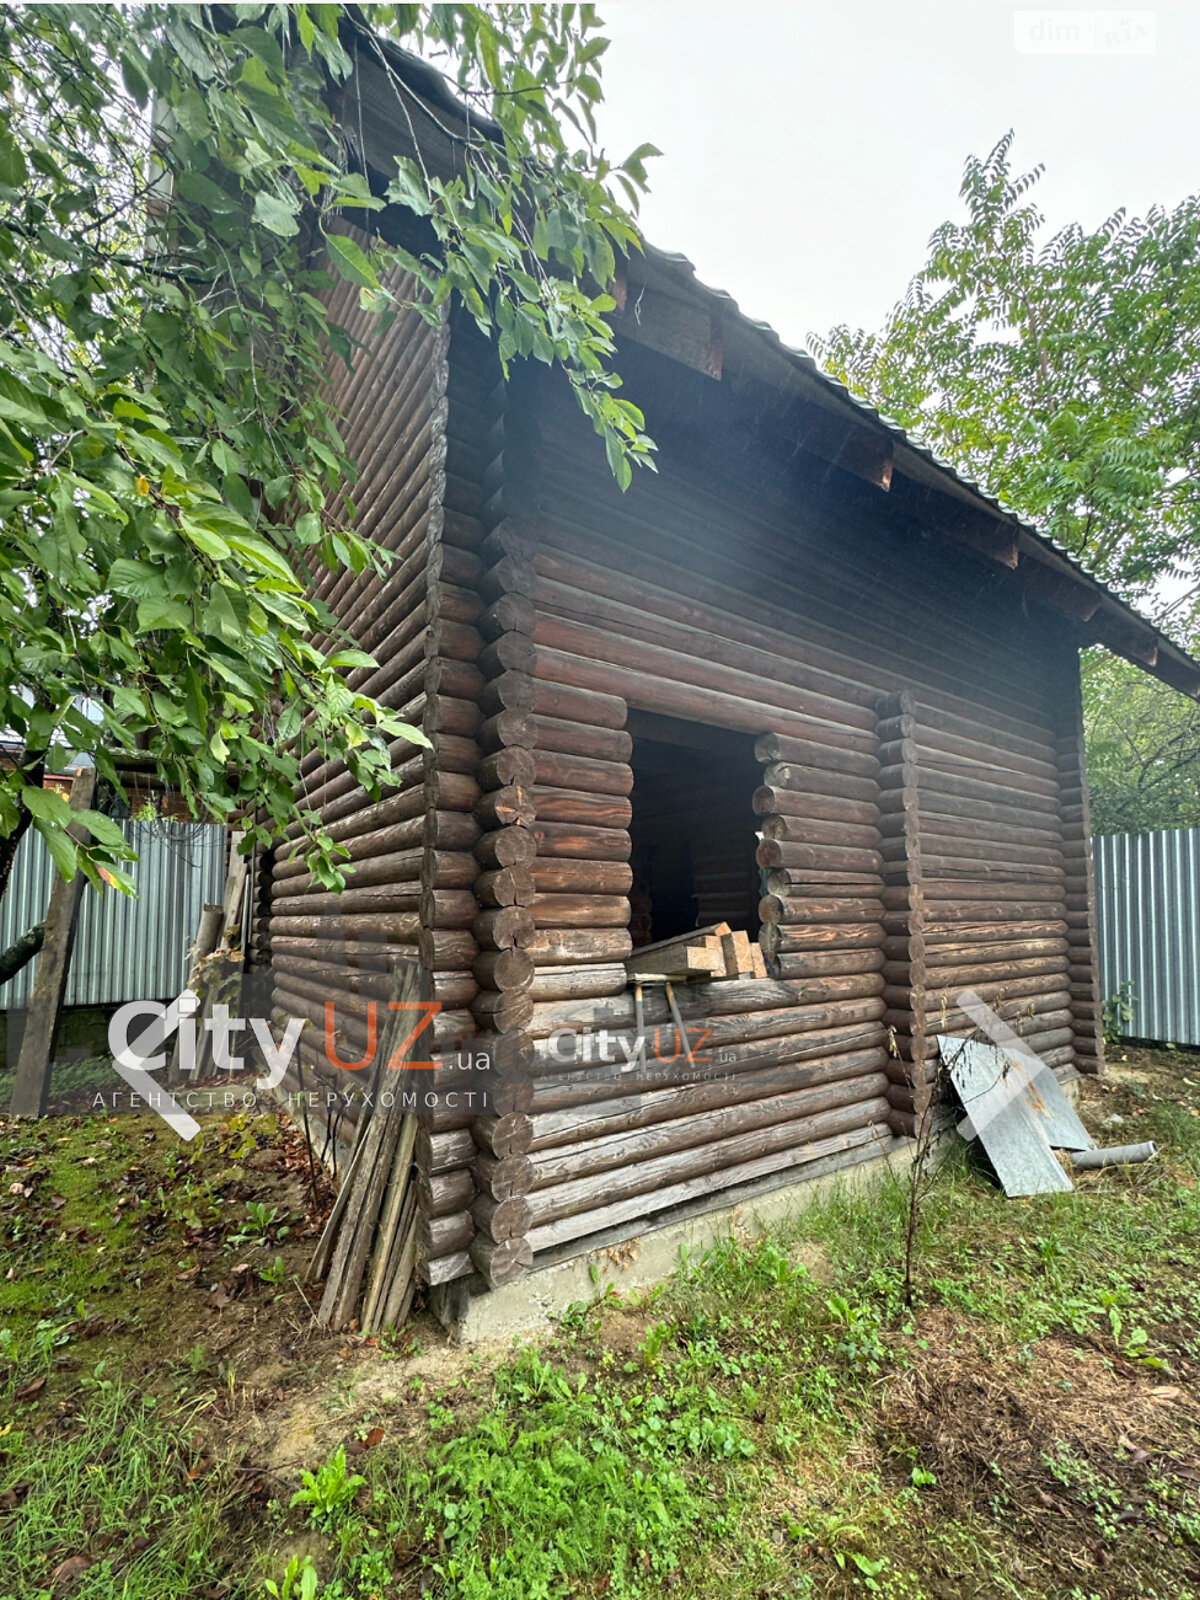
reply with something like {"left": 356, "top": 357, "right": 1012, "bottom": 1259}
{"left": 338, "top": 19, "right": 1200, "bottom": 702}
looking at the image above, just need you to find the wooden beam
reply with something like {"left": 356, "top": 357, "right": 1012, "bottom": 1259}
{"left": 788, "top": 404, "right": 893, "bottom": 492}
{"left": 614, "top": 276, "right": 723, "bottom": 380}
{"left": 1088, "top": 610, "right": 1160, "bottom": 667}
{"left": 1015, "top": 558, "right": 1102, "bottom": 622}
{"left": 10, "top": 768, "right": 96, "bottom": 1118}
{"left": 887, "top": 475, "right": 1020, "bottom": 568}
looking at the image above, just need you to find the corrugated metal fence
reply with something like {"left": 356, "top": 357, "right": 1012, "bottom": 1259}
{"left": 1095, "top": 828, "right": 1200, "bottom": 1047}
{"left": 0, "top": 820, "right": 225, "bottom": 1010}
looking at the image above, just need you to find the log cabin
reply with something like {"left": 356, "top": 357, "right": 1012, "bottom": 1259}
{"left": 253, "top": 38, "right": 1200, "bottom": 1308}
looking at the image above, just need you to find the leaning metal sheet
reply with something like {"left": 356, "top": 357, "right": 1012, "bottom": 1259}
{"left": 939, "top": 1036, "right": 1074, "bottom": 1197}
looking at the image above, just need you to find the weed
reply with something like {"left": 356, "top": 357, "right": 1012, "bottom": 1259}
{"left": 0, "top": 1368, "right": 228, "bottom": 1600}
{"left": 231, "top": 1200, "right": 285, "bottom": 1248}
{"left": 262, "top": 1553, "right": 320, "bottom": 1600}
{"left": 290, "top": 1446, "right": 366, "bottom": 1529}
{"left": 1103, "top": 981, "right": 1137, "bottom": 1043}
{"left": 260, "top": 1254, "right": 288, "bottom": 1287}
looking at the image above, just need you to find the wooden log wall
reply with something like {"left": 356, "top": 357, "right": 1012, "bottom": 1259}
{"left": 520, "top": 352, "right": 1095, "bottom": 1164}
{"left": 263, "top": 246, "right": 491, "bottom": 1284}
{"left": 264, "top": 304, "right": 1108, "bottom": 1299}
{"left": 457, "top": 324, "right": 541, "bottom": 1291}
{"left": 476, "top": 372, "right": 896, "bottom": 1263}
{"left": 873, "top": 687, "right": 1077, "bottom": 1134}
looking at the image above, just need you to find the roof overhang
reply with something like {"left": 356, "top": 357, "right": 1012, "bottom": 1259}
{"left": 337, "top": 18, "right": 1200, "bottom": 702}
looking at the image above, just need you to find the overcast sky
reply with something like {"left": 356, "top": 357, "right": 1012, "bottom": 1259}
{"left": 596, "top": 4, "right": 1200, "bottom": 351}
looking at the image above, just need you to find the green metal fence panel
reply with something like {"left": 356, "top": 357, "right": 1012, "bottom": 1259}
{"left": 0, "top": 820, "right": 225, "bottom": 1009}
{"left": 1095, "top": 828, "right": 1200, "bottom": 1048}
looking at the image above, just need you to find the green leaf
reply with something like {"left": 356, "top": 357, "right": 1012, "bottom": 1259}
{"left": 254, "top": 188, "right": 301, "bottom": 237}
{"left": 177, "top": 170, "right": 239, "bottom": 214}
{"left": 181, "top": 520, "right": 232, "bottom": 562}
{"left": 100, "top": 859, "right": 138, "bottom": 895}
{"left": 108, "top": 559, "right": 169, "bottom": 601}
{"left": 75, "top": 810, "right": 134, "bottom": 852}
{"left": 324, "top": 230, "right": 380, "bottom": 290}
{"left": 202, "top": 584, "right": 242, "bottom": 644}
{"left": 225, "top": 534, "right": 295, "bottom": 582}
{"left": 137, "top": 598, "right": 192, "bottom": 631}
{"left": 326, "top": 648, "right": 377, "bottom": 670}
{"left": 386, "top": 158, "right": 432, "bottom": 218}
{"left": 37, "top": 820, "right": 77, "bottom": 882}
{"left": 0, "top": 368, "right": 48, "bottom": 429}
{"left": 21, "top": 785, "right": 73, "bottom": 828}
{"left": 0, "top": 128, "right": 28, "bottom": 188}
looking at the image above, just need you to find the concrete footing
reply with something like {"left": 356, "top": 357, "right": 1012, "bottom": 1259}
{"left": 442, "top": 1135, "right": 921, "bottom": 1345}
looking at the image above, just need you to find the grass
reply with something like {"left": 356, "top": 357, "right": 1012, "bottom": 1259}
{"left": 2, "top": 1047, "right": 1200, "bottom": 1598}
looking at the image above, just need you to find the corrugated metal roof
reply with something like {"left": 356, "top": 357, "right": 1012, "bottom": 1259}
{"left": 1095, "top": 828, "right": 1200, "bottom": 1047}
{"left": 0, "top": 820, "right": 225, "bottom": 1009}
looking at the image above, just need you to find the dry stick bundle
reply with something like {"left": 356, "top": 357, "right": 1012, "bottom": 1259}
{"left": 311, "top": 961, "right": 427, "bottom": 1332}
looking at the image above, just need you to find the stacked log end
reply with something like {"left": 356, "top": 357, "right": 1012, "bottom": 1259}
{"left": 450, "top": 333, "right": 538, "bottom": 1290}
{"left": 1055, "top": 660, "right": 1105, "bottom": 1073}
{"left": 751, "top": 726, "right": 891, "bottom": 1129}
{"left": 873, "top": 691, "right": 932, "bottom": 1137}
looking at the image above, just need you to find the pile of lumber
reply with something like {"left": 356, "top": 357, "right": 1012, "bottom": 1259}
{"left": 625, "top": 922, "right": 767, "bottom": 982}
{"left": 307, "top": 963, "right": 425, "bottom": 1332}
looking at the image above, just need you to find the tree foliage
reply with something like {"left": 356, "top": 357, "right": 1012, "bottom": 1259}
{"left": 813, "top": 133, "right": 1200, "bottom": 605}
{"left": 1084, "top": 648, "right": 1200, "bottom": 834}
{"left": 0, "top": 3, "right": 654, "bottom": 899}
{"left": 813, "top": 134, "right": 1200, "bottom": 834}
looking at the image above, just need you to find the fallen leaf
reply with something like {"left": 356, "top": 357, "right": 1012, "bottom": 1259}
{"left": 0, "top": 1480, "right": 31, "bottom": 1511}
{"left": 1152, "top": 1385, "right": 1182, "bottom": 1400}
{"left": 364, "top": 1426, "right": 384, "bottom": 1449}
{"left": 14, "top": 1376, "right": 46, "bottom": 1401}
{"left": 49, "top": 1553, "right": 92, "bottom": 1591}
{"left": 50, "top": 1196, "right": 66, "bottom": 1209}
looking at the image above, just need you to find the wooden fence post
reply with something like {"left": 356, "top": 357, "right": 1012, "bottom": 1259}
{"left": 10, "top": 767, "right": 97, "bottom": 1118}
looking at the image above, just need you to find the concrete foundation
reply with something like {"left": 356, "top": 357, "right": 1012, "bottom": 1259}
{"left": 445, "top": 1135, "right": 920, "bottom": 1344}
